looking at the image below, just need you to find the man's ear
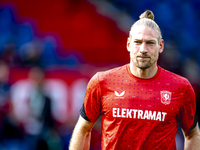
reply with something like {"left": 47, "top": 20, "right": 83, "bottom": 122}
{"left": 159, "top": 39, "right": 164, "bottom": 53}
{"left": 127, "top": 37, "right": 131, "bottom": 52}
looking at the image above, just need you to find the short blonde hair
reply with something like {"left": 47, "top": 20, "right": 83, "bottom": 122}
{"left": 129, "top": 10, "right": 162, "bottom": 42}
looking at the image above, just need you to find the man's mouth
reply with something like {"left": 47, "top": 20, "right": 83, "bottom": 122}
{"left": 137, "top": 56, "right": 150, "bottom": 59}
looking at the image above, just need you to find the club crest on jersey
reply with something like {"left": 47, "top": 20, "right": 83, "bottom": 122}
{"left": 160, "top": 91, "right": 171, "bottom": 105}
{"left": 115, "top": 91, "right": 125, "bottom": 99}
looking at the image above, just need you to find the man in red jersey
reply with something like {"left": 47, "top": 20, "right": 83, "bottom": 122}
{"left": 69, "top": 10, "right": 200, "bottom": 150}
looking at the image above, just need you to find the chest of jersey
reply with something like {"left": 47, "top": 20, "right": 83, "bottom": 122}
{"left": 89, "top": 66, "right": 194, "bottom": 150}
{"left": 100, "top": 79, "right": 183, "bottom": 123}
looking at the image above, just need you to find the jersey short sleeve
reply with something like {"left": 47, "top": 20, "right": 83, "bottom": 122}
{"left": 81, "top": 73, "right": 102, "bottom": 122}
{"left": 178, "top": 81, "right": 196, "bottom": 131}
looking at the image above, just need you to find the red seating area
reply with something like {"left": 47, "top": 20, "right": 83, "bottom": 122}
{"left": 1, "top": 0, "right": 129, "bottom": 64}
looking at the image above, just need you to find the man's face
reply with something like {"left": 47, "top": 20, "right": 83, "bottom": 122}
{"left": 127, "top": 26, "right": 164, "bottom": 70}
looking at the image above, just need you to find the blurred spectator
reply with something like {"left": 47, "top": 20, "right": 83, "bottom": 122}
{"left": 0, "top": 61, "right": 10, "bottom": 108}
{"left": 10, "top": 66, "right": 63, "bottom": 150}
{"left": 0, "top": 61, "right": 26, "bottom": 149}
{"left": 0, "top": 43, "right": 21, "bottom": 67}
{"left": 19, "top": 40, "right": 43, "bottom": 67}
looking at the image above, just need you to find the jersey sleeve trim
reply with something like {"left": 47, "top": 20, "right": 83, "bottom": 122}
{"left": 80, "top": 103, "right": 91, "bottom": 122}
{"left": 189, "top": 113, "right": 198, "bottom": 130}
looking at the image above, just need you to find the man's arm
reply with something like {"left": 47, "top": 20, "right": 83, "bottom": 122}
{"left": 69, "top": 115, "right": 95, "bottom": 150}
{"left": 182, "top": 123, "right": 200, "bottom": 150}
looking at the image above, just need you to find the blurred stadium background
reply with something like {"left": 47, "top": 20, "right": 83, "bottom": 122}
{"left": 0, "top": 0, "right": 199, "bottom": 149}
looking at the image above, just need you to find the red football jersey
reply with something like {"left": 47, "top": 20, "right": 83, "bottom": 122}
{"left": 81, "top": 64, "right": 196, "bottom": 150}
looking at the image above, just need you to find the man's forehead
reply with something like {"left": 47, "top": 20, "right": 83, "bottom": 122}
{"left": 130, "top": 26, "right": 158, "bottom": 40}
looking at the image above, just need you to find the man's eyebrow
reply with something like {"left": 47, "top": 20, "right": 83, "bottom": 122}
{"left": 133, "top": 38, "right": 141, "bottom": 41}
{"left": 146, "top": 40, "right": 156, "bottom": 42}
{"left": 133, "top": 39, "right": 156, "bottom": 42}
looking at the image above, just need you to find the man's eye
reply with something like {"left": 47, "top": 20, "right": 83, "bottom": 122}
{"left": 147, "top": 42, "right": 154, "bottom": 44}
{"left": 134, "top": 41, "right": 141, "bottom": 44}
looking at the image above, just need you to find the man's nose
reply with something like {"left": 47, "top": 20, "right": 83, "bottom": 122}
{"left": 139, "top": 43, "right": 148, "bottom": 53}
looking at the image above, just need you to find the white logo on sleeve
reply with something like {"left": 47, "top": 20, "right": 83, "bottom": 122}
{"left": 160, "top": 91, "right": 172, "bottom": 105}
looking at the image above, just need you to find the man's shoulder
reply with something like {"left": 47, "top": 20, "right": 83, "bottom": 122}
{"left": 97, "top": 64, "right": 128, "bottom": 79}
{"left": 160, "top": 67, "right": 189, "bottom": 84}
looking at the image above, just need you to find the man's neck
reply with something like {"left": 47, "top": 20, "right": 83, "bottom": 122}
{"left": 130, "top": 62, "right": 158, "bottom": 79}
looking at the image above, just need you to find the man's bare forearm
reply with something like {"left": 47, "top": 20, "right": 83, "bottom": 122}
{"left": 69, "top": 116, "right": 95, "bottom": 150}
{"left": 69, "top": 127, "right": 91, "bottom": 150}
{"left": 183, "top": 123, "right": 200, "bottom": 150}
{"left": 184, "top": 133, "right": 200, "bottom": 150}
